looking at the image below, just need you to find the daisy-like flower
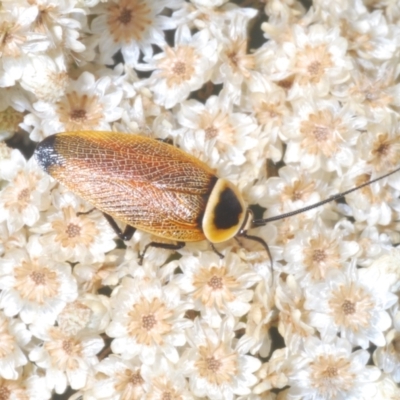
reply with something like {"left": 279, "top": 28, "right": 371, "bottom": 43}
{"left": 210, "top": 8, "right": 261, "bottom": 101}
{"left": 91, "top": 0, "right": 180, "bottom": 65}
{"left": 27, "top": 0, "right": 87, "bottom": 54}
{"left": 0, "top": 222, "right": 26, "bottom": 257}
{"left": 0, "top": 4, "right": 49, "bottom": 87}
{"left": 141, "top": 355, "right": 193, "bottom": 400}
{"left": 347, "top": 223, "right": 393, "bottom": 267}
{"left": 0, "top": 313, "right": 30, "bottom": 380}
{"left": 236, "top": 280, "right": 276, "bottom": 357}
{"left": 136, "top": 25, "right": 218, "bottom": 109}
{"left": 357, "top": 118, "right": 400, "bottom": 174}
{"left": 275, "top": 274, "right": 315, "bottom": 352}
{"left": 342, "top": 162, "right": 399, "bottom": 226}
{"left": 305, "top": 262, "right": 397, "bottom": 348}
{"left": 0, "top": 106, "right": 25, "bottom": 141}
{"left": 252, "top": 164, "right": 327, "bottom": 212}
{"left": 366, "top": 374, "right": 400, "bottom": 400}
{"left": 288, "top": 336, "right": 381, "bottom": 399}
{"left": 282, "top": 98, "right": 364, "bottom": 173}
{"left": 373, "top": 328, "right": 400, "bottom": 383}
{"left": 0, "top": 84, "right": 31, "bottom": 117}
{"left": 254, "top": 348, "right": 289, "bottom": 395}
{"left": 0, "top": 373, "right": 52, "bottom": 400}
{"left": 174, "top": 95, "right": 259, "bottom": 173}
{"left": 172, "top": 251, "right": 261, "bottom": 328}
{"left": 180, "top": 317, "right": 261, "bottom": 400}
{"left": 372, "top": 0, "right": 400, "bottom": 23}
{"left": 367, "top": 249, "right": 400, "bottom": 293}
{"left": 57, "top": 294, "right": 111, "bottom": 336}
{"left": 282, "top": 221, "right": 359, "bottom": 283}
{"left": 334, "top": 66, "right": 400, "bottom": 122}
{"left": 20, "top": 53, "right": 68, "bottom": 102}
{"left": 73, "top": 248, "right": 127, "bottom": 293}
{"left": 90, "top": 355, "right": 146, "bottom": 399}
{"left": 106, "top": 277, "right": 192, "bottom": 365}
{"left": 24, "top": 70, "right": 124, "bottom": 141}
{"left": 0, "top": 149, "right": 50, "bottom": 233}
{"left": 0, "top": 235, "right": 78, "bottom": 324}
{"left": 32, "top": 189, "right": 116, "bottom": 264}
{"left": 331, "top": 6, "right": 399, "bottom": 64}
{"left": 29, "top": 324, "right": 104, "bottom": 394}
{"left": 285, "top": 24, "right": 353, "bottom": 98}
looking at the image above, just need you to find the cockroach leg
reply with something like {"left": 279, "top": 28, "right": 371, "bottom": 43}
{"left": 239, "top": 231, "right": 273, "bottom": 267}
{"left": 156, "top": 137, "right": 173, "bottom": 145}
{"left": 139, "top": 241, "right": 185, "bottom": 265}
{"left": 77, "top": 208, "right": 95, "bottom": 216}
{"left": 209, "top": 242, "right": 224, "bottom": 259}
{"left": 102, "top": 213, "right": 136, "bottom": 241}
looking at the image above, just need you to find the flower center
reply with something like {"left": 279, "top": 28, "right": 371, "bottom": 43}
{"left": 208, "top": 276, "right": 223, "bottom": 290}
{"left": 66, "top": 223, "right": 81, "bottom": 238}
{"left": 30, "top": 271, "right": 46, "bottom": 285}
{"left": 342, "top": 300, "right": 356, "bottom": 315}
{"left": 118, "top": 7, "right": 132, "bottom": 24}
{"left": 206, "top": 356, "right": 221, "bottom": 372}
{"left": 142, "top": 314, "right": 156, "bottom": 330}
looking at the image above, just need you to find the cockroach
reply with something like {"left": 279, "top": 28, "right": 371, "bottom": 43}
{"left": 34, "top": 131, "right": 400, "bottom": 265}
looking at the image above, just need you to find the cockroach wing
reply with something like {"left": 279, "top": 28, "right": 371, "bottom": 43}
{"left": 35, "top": 131, "right": 218, "bottom": 242}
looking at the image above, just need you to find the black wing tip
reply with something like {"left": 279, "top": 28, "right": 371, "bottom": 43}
{"left": 34, "top": 134, "right": 62, "bottom": 172}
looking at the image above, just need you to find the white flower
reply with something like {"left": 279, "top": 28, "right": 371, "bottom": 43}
{"left": 282, "top": 221, "right": 359, "bottom": 283}
{"left": 0, "top": 4, "right": 49, "bottom": 87}
{"left": 305, "top": 262, "right": 397, "bottom": 348}
{"left": 373, "top": 328, "right": 400, "bottom": 383}
{"left": 0, "top": 223, "right": 26, "bottom": 258}
{"left": 57, "top": 295, "right": 110, "bottom": 336}
{"left": 236, "top": 280, "right": 276, "bottom": 357}
{"left": 106, "top": 278, "right": 192, "bottom": 364}
{"left": 0, "top": 313, "right": 30, "bottom": 380}
{"left": 20, "top": 53, "right": 68, "bottom": 102}
{"left": 364, "top": 374, "right": 400, "bottom": 400}
{"left": 29, "top": 324, "right": 104, "bottom": 394}
{"left": 251, "top": 164, "right": 326, "bottom": 212}
{"left": 333, "top": 66, "right": 400, "bottom": 122}
{"left": 0, "top": 235, "right": 78, "bottom": 324}
{"left": 91, "top": 0, "right": 181, "bottom": 65}
{"left": 73, "top": 249, "right": 128, "bottom": 292}
{"left": 136, "top": 25, "right": 218, "bottom": 109}
{"left": 26, "top": 0, "right": 87, "bottom": 54}
{"left": 91, "top": 355, "right": 146, "bottom": 399}
{"left": 326, "top": 5, "right": 399, "bottom": 63}
{"left": 32, "top": 188, "right": 116, "bottom": 264}
{"left": 342, "top": 162, "right": 400, "bottom": 226}
{"left": 0, "top": 372, "right": 52, "bottom": 400}
{"left": 141, "top": 355, "right": 193, "bottom": 400}
{"left": 352, "top": 225, "right": 393, "bottom": 267}
{"left": 24, "top": 70, "right": 124, "bottom": 141}
{"left": 357, "top": 117, "right": 400, "bottom": 175}
{"left": 209, "top": 8, "right": 261, "bottom": 102}
{"left": 0, "top": 105, "right": 25, "bottom": 141}
{"left": 180, "top": 317, "right": 261, "bottom": 400}
{"left": 367, "top": 249, "right": 400, "bottom": 292}
{"left": 172, "top": 251, "right": 260, "bottom": 328}
{"left": 288, "top": 336, "right": 381, "bottom": 400}
{"left": 254, "top": 348, "right": 290, "bottom": 394}
{"left": 286, "top": 24, "right": 353, "bottom": 98}
{"left": 174, "top": 95, "right": 259, "bottom": 172}
{"left": 275, "top": 275, "right": 315, "bottom": 352}
{"left": 281, "top": 98, "right": 364, "bottom": 173}
{"left": 0, "top": 150, "right": 50, "bottom": 233}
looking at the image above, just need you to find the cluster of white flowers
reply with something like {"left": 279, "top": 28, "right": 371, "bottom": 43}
{"left": 1, "top": 0, "right": 400, "bottom": 399}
